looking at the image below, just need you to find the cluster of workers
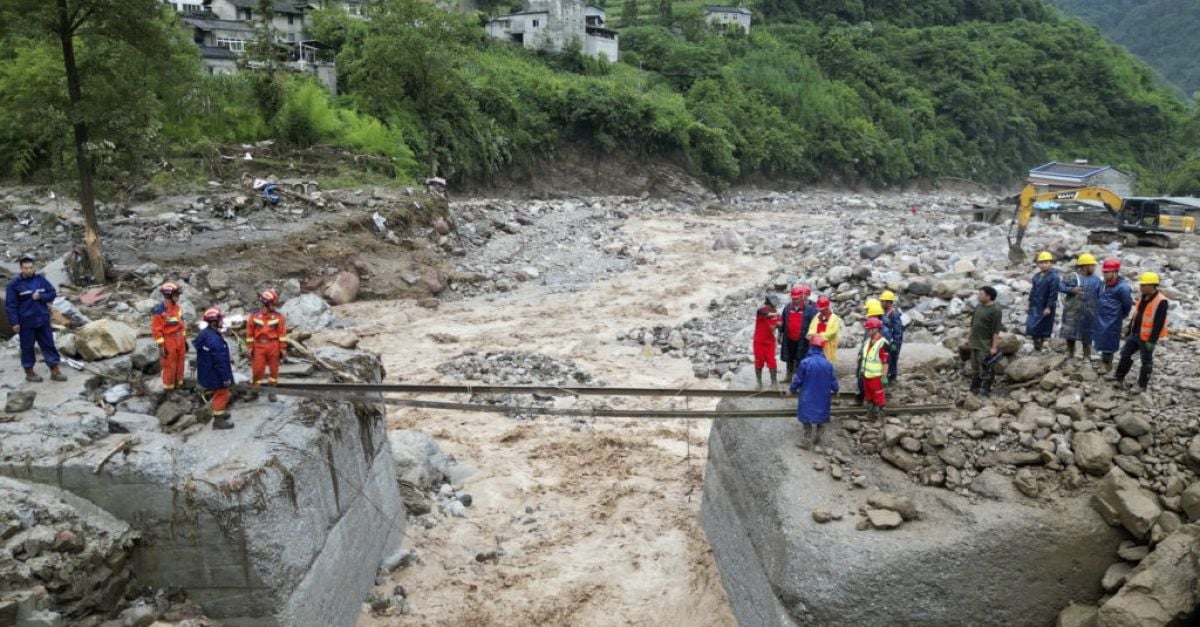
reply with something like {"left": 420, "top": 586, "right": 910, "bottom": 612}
{"left": 752, "top": 253, "right": 1170, "bottom": 449}
{"left": 6, "top": 256, "right": 288, "bottom": 430}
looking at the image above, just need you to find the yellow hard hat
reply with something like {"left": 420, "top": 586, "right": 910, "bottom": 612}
{"left": 1036, "top": 251, "right": 1054, "bottom": 263}
{"left": 1139, "top": 272, "right": 1160, "bottom": 285}
{"left": 879, "top": 290, "right": 896, "bottom": 302}
{"left": 1075, "top": 253, "right": 1097, "bottom": 266}
{"left": 865, "top": 299, "right": 884, "bottom": 317}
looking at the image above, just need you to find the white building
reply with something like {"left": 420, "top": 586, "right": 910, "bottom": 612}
{"left": 486, "top": 0, "right": 618, "bottom": 62}
{"left": 703, "top": 6, "right": 751, "bottom": 33}
{"left": 170, "top": 0, "right": 338, "bottom": 91}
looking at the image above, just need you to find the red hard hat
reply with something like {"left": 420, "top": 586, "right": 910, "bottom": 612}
{"left": 160, "top": 282, "right": 180, "bottom": 296}
{"left": 1102, "top": 258, "right": 1121, "bottom": 272}
{"left": 790, "top": 287, "right": 803, "bottom": 298}
{"left": 795, "top": 284, "right": 811, "bottom": 295}
{"left": 816, "top": 296, "right": 831, "bottom": 310}
{"left": 810, "top": 335, "right": 826, "bottom": 347}
{"left": 865, "top": 317, "right": 883, "bottom": 330}
{"left": 202, "top": 307, "right": 222, "bottom": 322}
{"left": 259, "top": 289, "right": 278, "bottom": 304}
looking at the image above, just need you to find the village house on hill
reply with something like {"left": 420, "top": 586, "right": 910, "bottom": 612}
{"left": 1027, "top": 160, "right": 1137, "bottom": 197}
{"left": 703, "top": 5, "right": 751, "bottom": 33}
{"left": 486, "top": 0, "right": 618, "bottom": 62}
{"left": 162, "top": 0, "right": 345, "bottom": 91}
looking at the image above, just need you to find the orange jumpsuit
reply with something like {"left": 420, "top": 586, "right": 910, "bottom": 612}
{"left": 247, "top": 308, "right": 287, "bottom": 386}
{"left": 151, "top": 301, "right": 186, "bottom": 390}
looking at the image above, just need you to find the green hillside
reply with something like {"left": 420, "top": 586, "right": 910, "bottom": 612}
{"left": 1048, "top": 0, "right": 1200, "bottom": 98}
{"left": 2, "top": 0, "right": 1199, "bottom": 194}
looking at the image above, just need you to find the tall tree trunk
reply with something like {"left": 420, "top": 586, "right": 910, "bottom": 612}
{"left": 56, "top": 0, "right": 106, "bottom": 283}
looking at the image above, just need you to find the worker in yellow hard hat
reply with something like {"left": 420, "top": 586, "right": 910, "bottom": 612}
{"left": 856, "top": 298, "right": 887, "bottom": 402}
{"left": 1057, "top": 253, "right": 1101, "bottom": 361}
{"left": 879, "top": 290, "right": 904, "bottom": 380}
{"left": 1112, "top": 272, "right": 1169, "bottom": 392}
{"left": 1025, "top": 251, "right": 1060, "bottom": 351}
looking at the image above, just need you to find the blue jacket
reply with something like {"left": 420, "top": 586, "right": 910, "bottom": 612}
{"left": 882, "top": 307, "right": 904, "bottom": 347}
{"left": 789, "top": 345, "right": 839, "bottom": 424}
{"left": 193, "top": 327, "right": 234, "bottom": 390}
{"left": 1094, "top": 277, "right": 1133, "bottom": 352}
{"left": 1058, "top": 271, "right": 1102, "bottom": 341}
{"left": 5, "top": 274, "right": 57, "bottom": 327}
{"left": 1025, "top": 269, "right": 1060, "bottom": 337}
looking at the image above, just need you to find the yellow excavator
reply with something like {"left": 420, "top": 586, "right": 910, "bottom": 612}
{"left": 1007, "top": 184, "right": 1197, "bottom": 263}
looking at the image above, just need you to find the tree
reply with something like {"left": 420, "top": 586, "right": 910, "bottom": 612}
{"left": 657, "top": 0, "right": 672, "bottom": 25}
{"left": 0, "top": 0, "right": 184, "bottom": 283}
{"left": 246, "top": 0, "right": 280, "bottom": 68}
{"left": 620, "top": 0, "right": 640, "bottom": 27}
{"left": 349, "top": 0, "right": 476, "bottom": 177}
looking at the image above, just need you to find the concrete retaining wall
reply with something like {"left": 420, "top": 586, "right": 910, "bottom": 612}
{"left": 0, "top": 349, "right": 404, "bottom": 627}
{"left": 700, "top": 369, "right": 1122, "bottom": 626}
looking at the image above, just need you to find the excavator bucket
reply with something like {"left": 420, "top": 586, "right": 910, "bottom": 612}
{"left": 1007, "top": 243, "right": 1026, "bottom": 265}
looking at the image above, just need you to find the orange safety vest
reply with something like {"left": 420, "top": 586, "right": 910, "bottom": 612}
{"left": 1132, "top": 292, "right": 1168, "bottom": 341}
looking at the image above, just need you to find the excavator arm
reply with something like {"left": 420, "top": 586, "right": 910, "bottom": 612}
{"left": 1007, "top": 184, "right": 1124, "bottom": 263}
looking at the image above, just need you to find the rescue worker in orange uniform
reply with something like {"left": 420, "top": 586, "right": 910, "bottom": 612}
{"left": 247, "top": 289, "right": 287, "bottom": 401}
{"left": 151, "top": 283, "right": 188, "bottom": 393}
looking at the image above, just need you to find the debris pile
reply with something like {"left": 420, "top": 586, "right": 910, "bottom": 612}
{"left": 436, "top": 350, "right": 595, "bottom": 386}
{"left": 0, "top": 477, "right": 137, "bottom": 625}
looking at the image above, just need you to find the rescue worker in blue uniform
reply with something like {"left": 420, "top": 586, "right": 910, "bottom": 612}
{"left": 1094, "top": 258, "right": 1134, "bottom": 374}
{"left": 1026, "top": 251, "right": 1060, "bottom": 351}
{"left": 5, "top": 256, "right": 67, "bottom": 382}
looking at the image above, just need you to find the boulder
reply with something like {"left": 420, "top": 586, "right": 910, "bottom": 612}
{"left": 826, "top": 265, "right": 853, "bottom": 286}
{"left": 206, "top": 268, "right": 230, "bottom": 291}
{"left": 866, "top": 492, "right": 919, "bottom": 521}
{"left": 55, "top": 332, "right": 78, "bottom": 358}
{"left": 1013, "top": 468, "right": 1040, "bottom": 498}
{"left": 1114, "top": 414, "right": 1152, "bottom": 438}
{"left": 859, "top": 244, "right": 884, "bottom": 260}
{"left": 712, "top": 231, "right": 742, "bottom": 251}
{"left": 280, "top": 294, "right": 334, "bottom": 333}
{"left": 1091, "top": 467, "right": 1162, "bottom": 540}
{"left": 419, "top": 268, "right": 445, "bottom": 295}
{"left": 1185, "top": 436, "right": 1200, "bottom": 472}
{"left": 1181, "top": 483, "right": 1200, "bottom": 521}
{"left": 865, "top": 509, "right": 903, "bottom": 529}
{"left": 130, "top": 338, "right": 161, "bottom": 370}
{"left": 1054, "top": 393, "right": 1087, "bottom": 420}
{"left": 1097, "top": 525, "right": 1200, "bottom": 627}
{"left": 1073, "top": 432, "right": 1115, "bottom": 477}
{"left": 905, "top": 281, "right": 932, "bottom": 296}
{"left": 996, "top": 333, "right": 1023, "bottom": 355}
{"left": 388, "top": 430, "right": 449, "bottom": 490}
{"left": 75, "top": 320, "right": 137, "bottom": 361}
{"left": 4, "top": 391, "right": 36, "bottom": 413}
{"left": 1101, "top": 562, "right": 1133, "bottom": 592}
{"left": 322, "top": 271, "right": 360, "bottom": 305}
{"left": 1056, "top": 604, "right": 1099, "bottom": 627}
{"left": 1005, "top": 356, "right": 1048, "bottom": 383}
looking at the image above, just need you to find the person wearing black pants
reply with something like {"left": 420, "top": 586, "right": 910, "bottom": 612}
{"left": 1114, "top": 272, "right": 1169, "bottom": 393}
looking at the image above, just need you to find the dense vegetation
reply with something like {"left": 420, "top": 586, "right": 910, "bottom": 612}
{"left": 1049, "top": 0, "right": 1200, "bottom": 98}
{"left": 2, "top": 0, "right": 1199, "bottom": 195}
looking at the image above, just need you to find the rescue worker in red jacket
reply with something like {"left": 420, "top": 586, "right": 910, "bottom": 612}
{"left": 150, "top": 282, "right": 187, "bottom": 392}
{"left": 778, "top": 285, "right": 815, "bottom": 380}
{"left": 247, "top": 289, "right": 287, "bottom": 401}
{"left": 753, "top": 294, "right": 781, "bottom": 390}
